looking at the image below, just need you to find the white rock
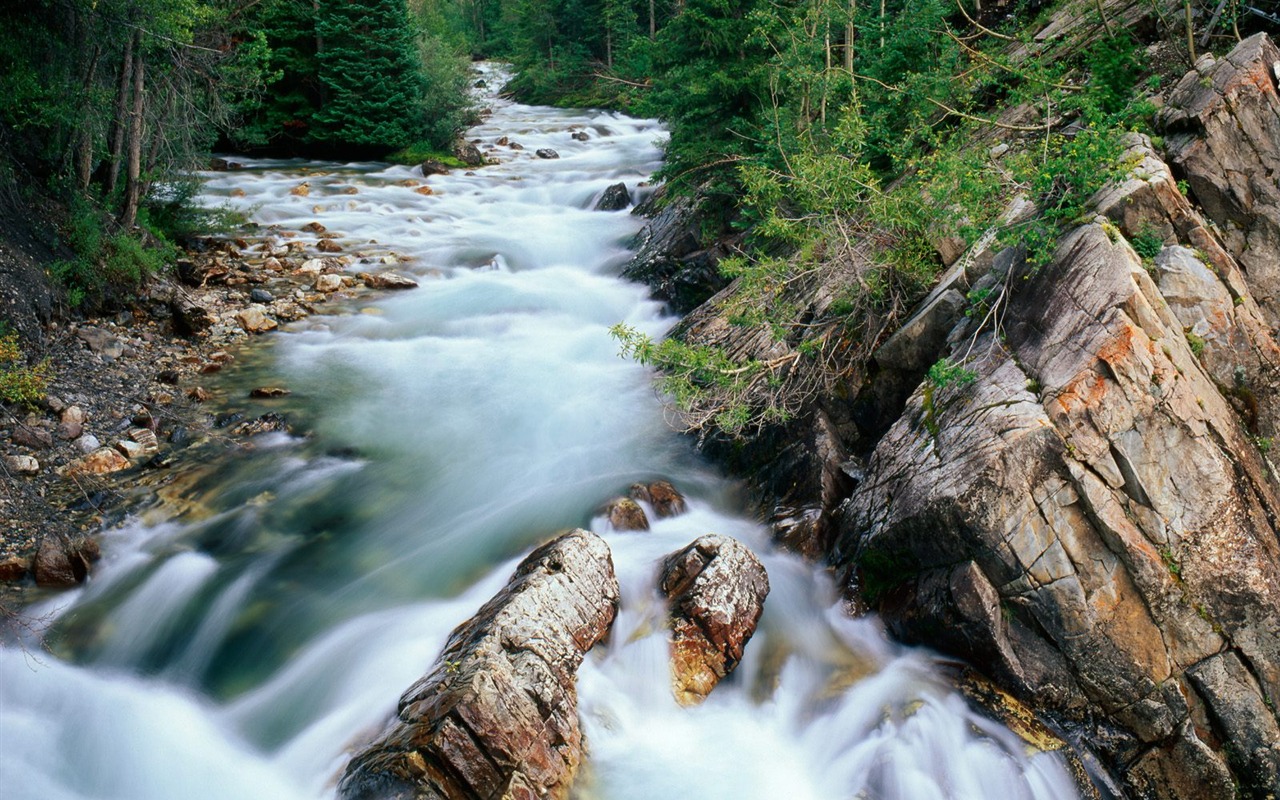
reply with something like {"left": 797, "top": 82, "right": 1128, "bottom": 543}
{"left": 5, "top": 455, "right": 39, "bottom": 475}
{"left": 314, "top": 274, "right": 344, "bottom": 293}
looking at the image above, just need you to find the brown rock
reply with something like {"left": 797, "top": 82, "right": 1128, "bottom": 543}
{"left": 11, "top": 424, "right": 53, "bottom": 449}
{"left": 339, "top": 186, "right": 359, "bottom": 195}
{"left": 188, "top": 387, "right": 211, "bottom": 403}
{"left": 250, "top": 387, "right": 291, "bottom": 398}
{"left": 604, "top": 497, "right": 649, "bottom": 531}
{"left": 413, "top": 185, "right": 434, "bottom": 196}
{"left": 660, "top": 535, "right": 769, "bottom": 705}
{"left": 316, "top": 238, "right": 344, "bottom": 253}
{"left": 289, "top": 181, "right": 311, "bottom": 197}
{"left": 360, "top": 272, "right": 419, "bottom": 290}
{"left": 419, "top": 160, "right": 450, "bottom": 176}
{"left": 302, "top": 221, "right": 326, "bottom": 234}
{"left": 235, "top": 305, "right": 278, "bottom": 333}
{"left": 338, "top": 529, "right": 618, "bottom": 800}
{"left": 65, "top": 447, "right": 131, "bottom": 477}
{"left": 0, "top": 556, "right": 30, "bottom": 582}
{"left": 33, "top": 536, "right": 96, "bottom": 588}
{"left": 629, "top": 480, "right": 687, "bottom": 518}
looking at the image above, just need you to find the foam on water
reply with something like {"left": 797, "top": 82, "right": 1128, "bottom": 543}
{"left": 0, "top": 65, "right": 1080, "bottom": 800}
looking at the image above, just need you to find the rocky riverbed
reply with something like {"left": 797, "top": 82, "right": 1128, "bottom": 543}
{"left": 0, "top": 208, "right": 425, "bottom": 598}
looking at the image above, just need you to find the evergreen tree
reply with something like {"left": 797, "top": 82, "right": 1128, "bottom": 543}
{"left": 311, "top": 0, "right": 425, "bottom": 152}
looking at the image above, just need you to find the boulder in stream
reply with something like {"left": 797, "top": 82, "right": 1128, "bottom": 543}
{"left": 603, "top": 497, "right": 649, "bottom": 531}
{"left": 660, "top": 534, "right": 769, "bottom": 705}
{"left": 338, "top": 529, "right": 619, "bottom": 800}
{"left": 594, "top": 183, "right": 631, "bottom": 211}
{"left": 628, "top": 480, "right": 687, "bottom": 519}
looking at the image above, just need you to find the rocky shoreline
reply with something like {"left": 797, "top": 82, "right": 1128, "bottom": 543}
{"left": 0, "top": 200, "right": 424, "bottom": 600}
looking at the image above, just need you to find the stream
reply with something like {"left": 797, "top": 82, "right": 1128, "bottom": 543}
{"left": 0, "top": 65, "right": 1080, "bottom": 800}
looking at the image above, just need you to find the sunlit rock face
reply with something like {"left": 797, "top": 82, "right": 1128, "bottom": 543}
{"left": 338, "top": 530, "right": 619, "bottom": 800}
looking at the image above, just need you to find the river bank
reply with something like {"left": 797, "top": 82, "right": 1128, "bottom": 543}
{"left": 0, "top": 204, "right": 428, "bottom": 597}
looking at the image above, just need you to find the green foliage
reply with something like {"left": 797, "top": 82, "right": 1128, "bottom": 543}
{"left": 609, "top": 322, "right": 794, "bottom": 435}
{"left": 927, "top": 357, "right": 977, "bottom": 389}
{"left": 51, "top": 197, "right": 174, "bottom": 308}
{"left": 386, "top": 146, "right": 468, "bottom": 168}
{"left": 1185, "top": 330, "right": 1206, "bottom": 358}
{"left": 233, "top": 0, "right": 474, "bottom": 155}
{"left": 1131, "top": 227, "right": 1165, "bottom": 261}
{"left": 0, "top": 331, "right": 50, "bottom": 409}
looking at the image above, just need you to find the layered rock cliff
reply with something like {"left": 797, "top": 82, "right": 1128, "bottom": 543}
{"left": 660, "top": 33, "right": 1280, "bottom": 797}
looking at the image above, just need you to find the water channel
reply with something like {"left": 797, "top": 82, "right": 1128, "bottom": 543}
{"left": 0, "top": 66, "right": 1079, "bottom": 800}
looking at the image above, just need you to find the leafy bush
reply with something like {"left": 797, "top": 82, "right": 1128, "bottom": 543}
{"left": 0, "top": 330, "right": 50, "bottom": 408}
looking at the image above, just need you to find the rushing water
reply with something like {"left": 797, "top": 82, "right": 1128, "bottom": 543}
{"left": 0, "top": 66, "right": 1080, "bottom": 800}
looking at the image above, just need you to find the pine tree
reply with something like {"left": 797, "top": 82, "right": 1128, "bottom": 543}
{"left": 311, "top": 0, "right": 425, "bottom": 153}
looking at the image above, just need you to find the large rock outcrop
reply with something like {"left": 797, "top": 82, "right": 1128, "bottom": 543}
{"left": 1158, "top": 34, "right": 1280, "bottom": 329}
{"left": 338, "top": 530, "right": 619, "bottom": 800}
{"left": 621, "top": 190, "right": 731, "bottom": 313}
{"left": 662, "top": 32, "right": 1280, "bottom": 799}
{"left": 832, "top": 222, "right": 1280, "bottom": 796}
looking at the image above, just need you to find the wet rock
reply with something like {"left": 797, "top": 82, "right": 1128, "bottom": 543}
{"left": 535, "top": 148, "right": 560, "bottom": 160}
{"left": 65, "top": 447, "right": 130, "bottom": 476}
{"left": 233, "top": 413, "right": 291, "bottom": 437}
{"left": 302, "top": 221, "right": 326, "bottom": 234}
{"left": 338, "top": 529, "right": 619, "bottom": 800}
{"left": 156, "top": 369, "right": 180, "bottom": 385}
{"left": 187, "top": 387, "right": 211, "bottom": 403}
{"left": 249, "top": 288, "right": 273, "bottom": 304}
{"left": 289, "top": 181, "right": 311, "bottom": 197}
{"left": 298, "top": 258, "right": 327, "bottom": 275}
{"left": 419, "top": 160, "right": 450, "bottom": 176}
{"left": 235, "top": 305, "right": 278, "bottom": 334}
{"left": 250, "top": 387, "right": 291, "bottom": 398}
{"left": 621, "top": 189, "right": 728, "bottom": 313}
{"left": 0, "top": 556, "right": 29, "bottom": 582}
{"left": 316, "top": 238, "right": 344, "bottom": 253}
{"left": 604, "top": 497, "right": 649, "bottom": 531}
{"left": 659, "top": 534, "right": 769, "bottom": 705}
{"left": 33, "top": 536, "right": 98, "bottom": 587}
{"left": 11, "top": 424, "right": 53, "bottom": 449}
{"left": 414, "top": 185, "right": 434, "bottom": 196}
{"left": 628, "top": 480, "right": 687, "bottom": 518}
{"left": 454, "top": 141, "right": 486, "bottom": 167}
{"left": 594, "top": 183, "right": 631, "bottom": 211}
{"left": 5, "top": 455, "right": 39, "bottom": 475}
{"left": 360, "top": 272, "right": 419, "bottom": 290}
{"left": 571, "top": 131, "right": 589, "bottom": 141}
{"left": 314, "top": 273, "right": 344, "bottom": 293}
{"left": 495, "top": 136, "right": 509, "bottom": 146}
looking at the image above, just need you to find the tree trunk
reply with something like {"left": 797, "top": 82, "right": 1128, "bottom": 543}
{"left": 845, "top": 0, "right": 855, "bottom": 72}
{"left": 75, "top": 44, "right": 102, "bottom": 191}
{"left": 120, "top": 31, "right": 145, "bottom": 229}
{"left": 104, "top": 28, "right": 135, "bottom": 198}
{"left": 650, "top": 0, "right": 656, "bottom": 38}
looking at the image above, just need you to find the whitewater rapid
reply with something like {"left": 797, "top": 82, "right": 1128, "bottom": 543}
{"left": 0, "top": 65, "right": 1080, "bottom": 800}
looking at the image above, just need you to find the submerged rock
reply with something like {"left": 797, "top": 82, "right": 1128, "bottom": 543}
{"left": 535, "top": 148, "right": 560, "bottom": 160}
{"left": 338, "top": 529, "right": 619, "bottom": 800}
{"left": 603, "top": 497, "right": 649, "bottom": 531}
{"left": 628, "top": 480, "right": 687, "bottom": 518}
{"left": 660, "top": 534, "right": 769, "bottom": 705}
